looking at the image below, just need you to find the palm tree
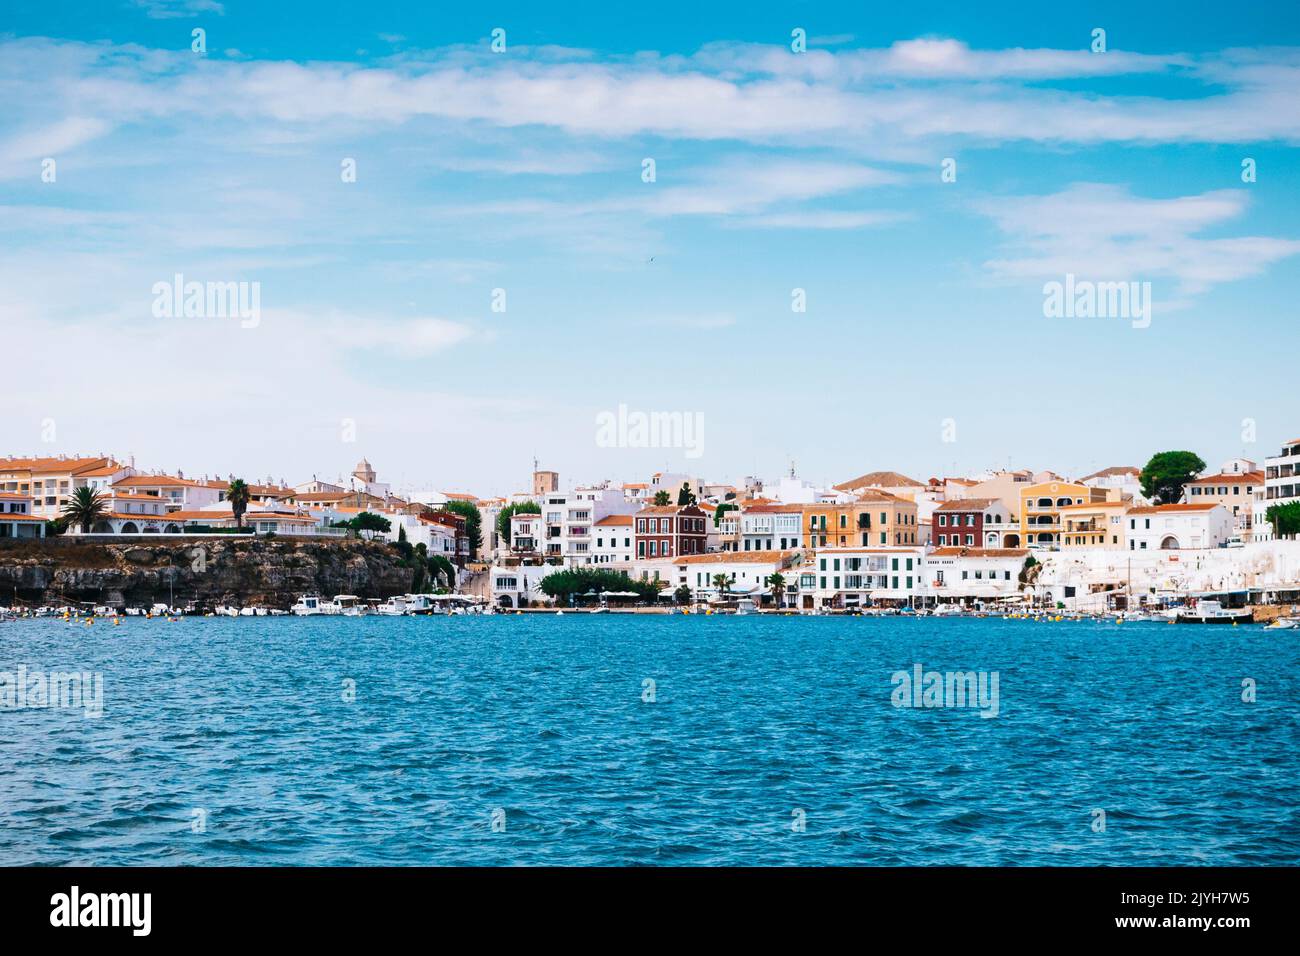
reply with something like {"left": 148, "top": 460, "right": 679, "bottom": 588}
{"left": 227, "top": 478, "right": 251, "bottom": 529}
{"left": 653, "top": 490, "right": 672, "bottom": 506}
{"left": 61, "top": 487, "right": 109, "bottom": 534}
{"left": 711, "top": 573, "right": 731, "bottom": 600}
{"left": 766, "top": 572, "right": 786, "bottom": 609}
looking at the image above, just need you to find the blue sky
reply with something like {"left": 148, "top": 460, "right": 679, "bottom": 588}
{"left": 2, "top": 0, "right": 1299, "bottom": 495}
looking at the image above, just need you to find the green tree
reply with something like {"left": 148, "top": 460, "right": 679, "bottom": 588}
{"left": 536, "top": 567, "right": 660, "bottom": 603}
{"left": 765, "top": 571, "right": 786, "bottom": 608}
{"left": 1140, "top": 451, "right": 1206, "bottom": 504}
{"left": 676, "top": 482, "right": 696, "bottom": 506}
{"left": 353, "top": 511, "right": 392, "bottom": 539}
{"left": 497, "top": 500, "right": 540, "bottom": 545}
{"left": 713, "top": 502, "right": 737, "bottom": 526}
{"left": 60, "top": 487, "right": 109, "bottom": 534}
{"left": 429, "top": 554, "right": 456, "bottom": 590}
{"left": 711, "top": 572, "right": 732, "bottom": 599}
{"left": 673, "top": 584, "right": 692, "bottom": 605}
{"left": 442, "top": 500, "right": 483, "bottom": 558}
{"left": 226, "top": 478, "right": 251, "bottom": 529}
{"left": 1266, "top": 501, "right": 1300, "bottom": 538}
{"left": 653, "top": 490, "right": 671, "bottom": 506}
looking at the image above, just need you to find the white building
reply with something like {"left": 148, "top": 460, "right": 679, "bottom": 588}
{"left": 509, "top": 513, "right": 543, "bottom": 556}
{"left": 1260, "top": 438, "right": 1300, "bottom": 540}
{"left": 69, "top": 490, "right": 176, "bottom": 534}
{"left": 537, "top": 485, "right": 637, "bottom": 566}
{"left": 801, "top": 548, "right": 924, "bottom": 609}
{"left": 489, "top": 563, "right": 553, "bottom": 608}
{"left": 592, "top": 514, "right": 634, "bottom": 566}
{"left": 738, "top": 503, "right": 804, "bottom": 552}
{"left": 921, "top": 547, "right": 1028, "bottom": 606}
{"left": 672, "top": 550, "right": 800, "bottom": 604}
{"left": 1079, "top": 465, "right": 1145, "bottom": 502}
{"left": 0, "top": 493, "right": 44, "bottom": 538}
{"left": 111, "top": 473, "right": 223, "bottom": 512}
{"left": 1126, "top": 503, "right": 1232, "bottom": 551}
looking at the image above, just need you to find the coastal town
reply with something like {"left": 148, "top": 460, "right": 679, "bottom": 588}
{"left": 2, "top": 440, "right": 1300, "bottom": 619}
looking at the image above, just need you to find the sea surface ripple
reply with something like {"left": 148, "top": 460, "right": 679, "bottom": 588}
{"left": 1, "top": 614, "right": 1297, "bottom": 866}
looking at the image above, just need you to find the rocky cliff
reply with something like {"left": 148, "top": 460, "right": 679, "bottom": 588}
{"left": 0, "top": 537, "right": 417, "bottom": 609}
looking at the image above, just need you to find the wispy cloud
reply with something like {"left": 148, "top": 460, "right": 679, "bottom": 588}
{"left": 130, "top": 0, "right": 225, "bottom": 19}
{"left": 978, "top": 183, "right": 1300, "bottom": 296}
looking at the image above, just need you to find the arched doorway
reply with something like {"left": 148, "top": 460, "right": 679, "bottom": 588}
{"left": 497, "top": 595, "right": 515, "bottom": 609}
{"left": 91, "top": 520, "right": 112, "bottom": 533}
{"left": 119, "top": 522, "right": 139, "bottom": 534}
{"left": 1004, "top": 533, "right": 1020, "bottom": 548}
{"left": 165, "top": 524, "right": 181, "bottom": 533}
{"left": 985, "top": 532, "right": 1001, "bottom": 547}
{"left": 1160, "top": 535, "right": 1180, "bottom": 550}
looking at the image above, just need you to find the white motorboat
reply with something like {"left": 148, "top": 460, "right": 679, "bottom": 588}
{"left": 931, "top": 603, "right": 964, "bottom": 617}
{"left": 332, "top": 594, "right": 367, "bottom": 616}
{"left": 1175, "top": 599, "right": 1252, "bottom": 625}
{"left": 734, "top": 598, "right": 757, "bottom": 616}
{"left": 290, "top": 594, "right": 328, "bottom": 616}
{"left": 402, "top": 594, "right": 435, "bottom": 615}
{"left": 375, "top": 596, "right": 408, "bottom": 616}
{"left": 1264, "top": 617, "right": 1298, "bottom": 630}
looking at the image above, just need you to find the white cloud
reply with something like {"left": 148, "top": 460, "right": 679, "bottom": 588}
{"left": 0, "top": 117, "right": 111, "bottom": 179}
{"left": 130, "top": 0, "right": 224, "bottom": 19}
{"left": 978, "top": 183, "right": 1300, "bottom": 296}
{"left": 4, "top": 37, "right": 1299, "bottom": 152}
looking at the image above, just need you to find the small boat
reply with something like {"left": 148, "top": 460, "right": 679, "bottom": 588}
{"left": 734, "top": 598, "right": 757, "bottom": 616}
{"left": 290, "top": 594, "right": 327, "bottom": 616}
{"left": 402, "top": 594, "right": 435, "bottom": 616}
{"left": 375, "top": 596, "right": 408, "bottom": 616}
{"left": 332, "top": 594, "right": 367, "bottom": 616}
{"left": 931, "top": 604, "right": 963, "bottom": 617}
{"left": 1264, "top": 617, "right": 1298, "bottom": 630}
{"left": 1175, "top": 599, "right": 1252, "bottom": 625}
{"left": 1120, "top": 610, "right": 1156, "bottom": 622}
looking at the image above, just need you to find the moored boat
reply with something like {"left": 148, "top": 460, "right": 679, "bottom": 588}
{"left": 1175, "top": 599, "right": 1251, "bottom": 625}
{"left": 290, "top": 594, "right": 327, "bottom": 616}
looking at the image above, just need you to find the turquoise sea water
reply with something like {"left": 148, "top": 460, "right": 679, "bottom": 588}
{"left": 1, "top": 615, "right": 1297, "bottom": 866}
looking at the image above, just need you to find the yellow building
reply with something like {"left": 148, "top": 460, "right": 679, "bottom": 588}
{"left": 1059, "top": 500, "right": 1129, "bottom": 550}
{"left": 801, "top": 492, "right": 919, "bottom": 549}
{"left": 1017, "top": 480, "right": 1112, "bottom": 549}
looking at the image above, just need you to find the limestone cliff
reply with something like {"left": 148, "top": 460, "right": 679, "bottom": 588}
{"left": 0, "top": 537, "right": 416, "bottom": 609}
